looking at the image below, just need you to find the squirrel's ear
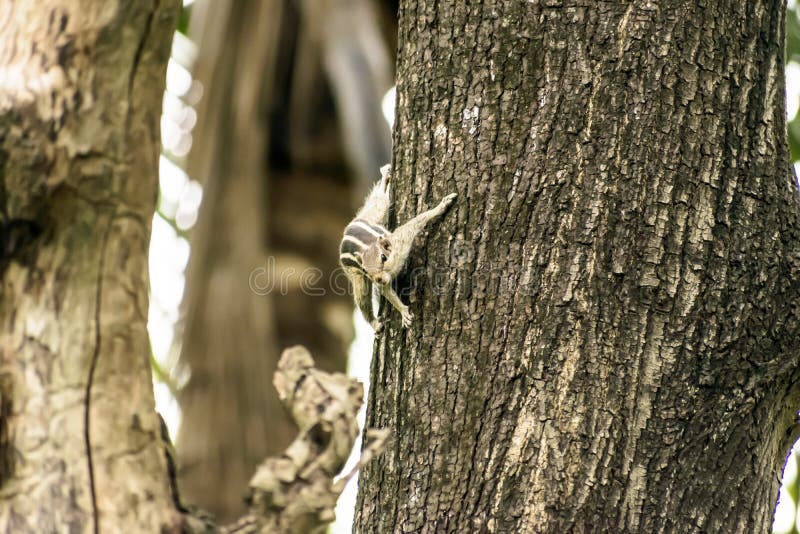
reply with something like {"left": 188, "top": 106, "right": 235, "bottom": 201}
{"left": 378, "top": 236, "right": 392, "bottom": 251}
{"left": 379, "top": 164, "right": 391, "bottom": 183}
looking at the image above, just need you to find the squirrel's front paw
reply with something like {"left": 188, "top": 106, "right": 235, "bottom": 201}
{"left": 401, "top": 308, "right": 414, "bottom": 328}
{"left": 372, "top": 320, "right": 384, "bottom": 333}
{"left": 443, "top": 193, "right": 457, "bottom": 205}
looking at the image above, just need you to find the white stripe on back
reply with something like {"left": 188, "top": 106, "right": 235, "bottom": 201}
{"left": 349, "top": 220, "right": 387, "bottom": 237}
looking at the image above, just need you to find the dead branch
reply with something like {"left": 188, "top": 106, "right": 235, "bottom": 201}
{"left": 176, "top": 345, "right": 389, "bottom": 534}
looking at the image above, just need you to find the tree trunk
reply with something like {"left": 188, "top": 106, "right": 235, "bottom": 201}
{"left": 176, "top": 0, "right": 288, "bottom": 522}
{"left": 0, "top": 1, "right": 180, "bottom": 532}
{"left": 176, "top": 0, "right": 392, "bottom": 520}
{"left": 356, "top": 1, "right": 800, "bottom": 532}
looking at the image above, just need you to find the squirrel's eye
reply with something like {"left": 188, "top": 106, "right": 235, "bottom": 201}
{"left": 380, "top": 254, "right": 387, "bottom": 263}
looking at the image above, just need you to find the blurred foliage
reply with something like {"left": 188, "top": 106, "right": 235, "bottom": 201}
{"left": 789, "top": 6, "right": 800, "bottom": 62}
{"left": 788, "top": 6, "right": 800, "bottom": 159}
{"left": 789, "top": 455, "right": 799, "bottom": 508}
{"left": 177, "top": 4, "right": 192, "bottom": 36}
{"left": 779, "top": 450, "right": 800, "bottom": 534}
{"left": 777, "top": 6, "right": 800, "bottom": 533}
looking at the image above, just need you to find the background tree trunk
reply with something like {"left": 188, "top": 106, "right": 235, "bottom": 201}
{"left": 356, "top": 1, "right": 800, "bottom": 532}
{"left": 0, "top": 1, "right": 180, "bottom": 532}
{"left": 176, "top": 0, "right": 394, "bottom": 521}
{"left": 175, "top": 0, "right": 287, "bottom": 521}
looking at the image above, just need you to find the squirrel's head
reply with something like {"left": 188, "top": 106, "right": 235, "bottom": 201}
{"left": 361, "top": 236, "right": 392, "bottom": 285}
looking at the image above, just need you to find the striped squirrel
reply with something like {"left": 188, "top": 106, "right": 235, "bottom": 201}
{"left": 339, "top": 165, "right": 457, "bottom": 331}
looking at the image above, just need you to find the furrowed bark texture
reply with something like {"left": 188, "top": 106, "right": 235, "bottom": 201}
{"left": 0, "top": 1, "right": 180, "bottom": 532}
{"left": 356, "top": 1, "right": 800, "bottom": 532}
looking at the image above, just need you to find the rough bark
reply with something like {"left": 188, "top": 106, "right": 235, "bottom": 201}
{"left": 0, "top": 1, "right": 181, "bottom": 532}
{"left": 356, "top": 1, "right": 800, "bottom": 533}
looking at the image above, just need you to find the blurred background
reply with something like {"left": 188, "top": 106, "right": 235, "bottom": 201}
{"left": 148, "top": 0, "right": 800, "bottom": 532}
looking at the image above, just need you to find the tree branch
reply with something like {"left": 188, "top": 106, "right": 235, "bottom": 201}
{"left": 178, "top": 345, "right": 388, "bottom": 533}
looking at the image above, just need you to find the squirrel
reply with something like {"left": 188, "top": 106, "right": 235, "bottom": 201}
{"left": 339, "top": 165, "right": 457, "bottom": 331}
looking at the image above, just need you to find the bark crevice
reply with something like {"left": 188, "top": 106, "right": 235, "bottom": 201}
{"left": 83, "top": 213, "right": 111, "bottom": 534}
